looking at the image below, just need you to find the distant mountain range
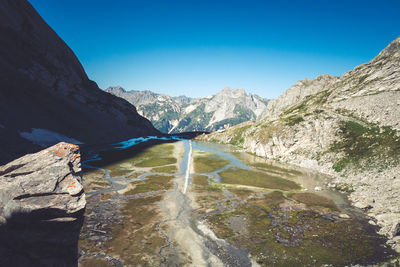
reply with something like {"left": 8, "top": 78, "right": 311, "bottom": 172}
{"left": 105, "top": 86, "right": 270, "bottom": 133}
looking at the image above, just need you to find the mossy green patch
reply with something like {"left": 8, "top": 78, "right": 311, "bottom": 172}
{"left": 108, "top": 167, "right": 132, "bottom": 177}
{"left": 151, "top": 165, "right": 177, "bottom": 174}
{"left": 193, "top": 151, "right": 230, "bottom": 173}
{"left": 253, "top": 191, "right": 286, "bottom": 208}
{"left": 219, "top": 167, "right": 301, "bottom": 191}
{"left": 208, "top": 202, "right": 386, "bottom": 266}
{"left": 291, "top": 192, "right": 339, "bottom": 211}
{"left": 126, "top": 183, "right": 162, "bottom": 194}
{"left": 124, "top": 175, "right": 174, "bottom": 195}
{"left": 332, "top": 182, "right": 355, "bottom": 193}
{"left": 100, "top": 193, "right": 113, "bottom": 201}
{"left": 191, "top": 175, "right": 209, "bottom": 186}
{"left": 126, "top": 171, "right": 146, "bottom": 179}
{"left": 79, "top": 195, "right": 165, "bottom": 266}
{"left": 280, "top": 90, "right": 331, "bottom": 118}
{"left": 250, "top": 162, "right": 302, "bottom": 176}
{"left": 135, "top": 157, "right": 176, "bottom": 167}
{"left": 209, "top": 213, "right": 236, "bottom": 239}
{"left": 228, "top": 188, "right": 254, "bottom": 199}
{"left": 108, "top": 196, "right": 165, "bottom": 265}
{"left": 128, "top": 143, "right": 177, "bottom": 168}
{"left": 283, "top": 114, "right": 305, "bottom": 126}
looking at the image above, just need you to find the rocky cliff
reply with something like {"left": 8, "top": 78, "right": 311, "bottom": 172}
{"left": 106, "top": 86, "right": 269, "bottom": 133}
{"left": 0, "top": 142, "right": 86, "bottom": 266}
{"left": 262, "top": 74, "right": 339, "bottom": 119}
{"left": 198, "top": 36, "right": 400, "bottom": 251}
{"left": 0, "top": 0, "right": 159, "bottom": 165}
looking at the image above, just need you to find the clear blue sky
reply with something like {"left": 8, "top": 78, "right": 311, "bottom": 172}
{"left": 29, "top": 0, "right": 400, "bottom": 99}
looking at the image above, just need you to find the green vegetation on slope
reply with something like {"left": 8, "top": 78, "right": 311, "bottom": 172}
{"left": 330, "top": 120, "right": 400, "bottom": 172}
{"left": 228, "top": 124, "right": 252, "bottom": 146}
{"left": 283, "top": 114, "right": 305, "bottom": 126}
{"left": 251, "top": 123, "right": 284, "bottom": 145}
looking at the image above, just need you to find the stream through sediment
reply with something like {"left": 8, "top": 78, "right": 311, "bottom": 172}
{"left": 78, "top": 137, "right": 396, "bottom": 266}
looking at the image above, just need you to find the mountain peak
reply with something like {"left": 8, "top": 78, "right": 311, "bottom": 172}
{"left": 377, "top": 35, "right": 400, "bottom": 58}
{"left": 219, "top": 87, "right": 246, "bottom": 96}
{"left": 221, "top": 87, "right": 233, "bottom": 92}
{"left": 106, "top": 86, "right": 126, "bottom": 93}
{"left": 315, "top": 74, "right": 337, "bottom": 80}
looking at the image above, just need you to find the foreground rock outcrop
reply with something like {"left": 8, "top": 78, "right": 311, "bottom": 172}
{"left": 199, "top": 36, "right": 400, "bottom": 252}
{"left": 0, "top": 0, "right": 159, "bottom": 165}
{"left": 0, "top": 142, "right": 86, "bottom": 266}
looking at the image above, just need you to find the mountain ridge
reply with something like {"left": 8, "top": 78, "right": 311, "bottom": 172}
{"left": 106, "top": 86, "right": 270, "bottom": 133}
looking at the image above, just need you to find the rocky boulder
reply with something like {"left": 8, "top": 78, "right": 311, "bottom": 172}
{"left": 0, "top": 142, "right": 86, "bottom": 266}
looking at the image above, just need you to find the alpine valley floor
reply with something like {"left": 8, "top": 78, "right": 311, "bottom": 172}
{"left": 78, "top": 137, "right": 398, "bottom": 266}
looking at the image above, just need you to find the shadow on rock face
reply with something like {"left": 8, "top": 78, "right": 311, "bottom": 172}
{"left": 0, "top": 142, "right": 86, "bottom": 266}
{"left": 0, "top": 209, "right": 85, "bottom": 267}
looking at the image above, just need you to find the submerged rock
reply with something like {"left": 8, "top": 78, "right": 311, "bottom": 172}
{"left": 0, "top": 142, "right": 86, "bottom": 266}
{"left": 339, "top": 213, "right": 350, "bottom": 219}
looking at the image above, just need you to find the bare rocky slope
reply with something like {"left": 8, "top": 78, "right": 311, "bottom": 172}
{"left": 198, "top": 36, "right": 400, "bottom": 251}
{"left": 106, "top": 86, "right": 269, "bottom": 133}
{"left": 0, "top": 142, "right": 85, "bottom": 266}
{"left": 0, "top": 0, "right": 159, "bottom": 165}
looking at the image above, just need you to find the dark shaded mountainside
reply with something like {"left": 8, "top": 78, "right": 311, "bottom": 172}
{"left": 0, "top": 0, "right": 159, "bottom": 165}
